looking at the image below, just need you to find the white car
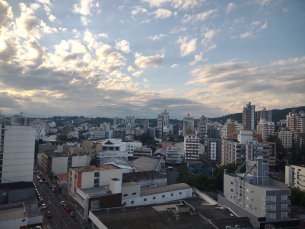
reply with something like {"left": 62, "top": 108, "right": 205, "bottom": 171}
{"left": 41, "top": 204, "right": 47, "bottom": 210}
{"left": 60, "top": 201, "right": 66, "bottom": 206}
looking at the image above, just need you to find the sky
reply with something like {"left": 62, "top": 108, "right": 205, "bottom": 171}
{"left": 0, "top": 0, "right": 305, "bottom": 119}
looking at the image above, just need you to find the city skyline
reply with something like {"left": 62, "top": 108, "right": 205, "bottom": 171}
{"left": 0, "top": 0, "right": 305, "bottom": 119}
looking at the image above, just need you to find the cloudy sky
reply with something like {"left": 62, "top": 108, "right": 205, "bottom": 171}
{"left": 0, "top": 0, "right": 304, "bottom": 119}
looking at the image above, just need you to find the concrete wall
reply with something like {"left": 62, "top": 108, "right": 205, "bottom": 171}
{"left": 81, "top": 169, "right": 123, "bottom": 189}
{"left": 8, "top": 188, "right": 35, "bottom": 203}
{"left": 0, "top": 218, "right": 28, "bottom": 229}
{"left": 89, "top": 211, "right": 108, "bottom": 229}
{"left": 52, "top": 157, "right": 68, "bottom": 175}
{"left": 2, "top": 126, "right": 35, "bottom": 183}
{"left": 27, "top": 215, "right": 43, "bottom": 225}
{"left": 121, "top": 184, "right": 141, "bottom": 200}
{"left": 195, "top": 188, "right": 217, "bottom": 205}
{"left": 71, "top": 155, "right": 91, "bottom": 168}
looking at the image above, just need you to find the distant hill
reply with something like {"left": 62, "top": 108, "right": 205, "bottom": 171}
{"left": 209, "top": 106, "right": 305, "bottom": 124}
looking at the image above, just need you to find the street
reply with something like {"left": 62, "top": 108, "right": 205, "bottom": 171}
{"left": 34, "top": 175, "right": 86, "bottom": 229}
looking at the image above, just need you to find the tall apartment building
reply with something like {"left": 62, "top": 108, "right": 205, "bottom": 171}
{"left": 242, "top": 102, "right": 255, "bottom": 131}
{"left": 286, "top": 109, "right": 305, "bottom": 133}
{"left": 125, "top": 116, "right": 135, "bottom": 126}
{"left": 183, "top": 113, "right": 194, "bottom": 136}
{"left": 278, "top": 130, "right": 292, "bottom": 149}
{"left": 219, "top": 157, "right": 291, "bottom": 227}
{"left": 198, "top": 115, "right": 208, "bottom": 140}
{"left": 184, "top": 134, "right": 199, "bottom": 163}
{"left": 32, "top": 119, "right": 47, "bottom": 140}
{"left": 166, "top": 144, "right": 182, "bottom": 164}
{"left": 204, "top": 138, "right": 221, "bottom": 164}
{"left": 257, "top": 119, "right": 275, "bottom": 141}
{"left": 257, "top": 106, "right": 272, "bottom": 123}
{"left": 100, "top": 122, "right": 110, "bottom": 131}
{"left": 285, "top": 165, "right": 305, "bottom": 190}
{"left": 143, "top": 119, "right": 149, "bottom": 132}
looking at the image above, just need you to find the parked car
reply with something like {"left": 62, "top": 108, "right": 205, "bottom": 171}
{"left": 48, "top": 185, "right": 52, "bottom": 189}
{"left": 60, "top": 201, "right": 66, "bottom": 206}
{"left": 63, "top": 204, "right": 68, "bottom": 209}
{"left": 45, "top": 181, "right": 49, "bottom": 185}
{"left": 65, "top": 207, "right": 71, "bottom": 213}
{"left": 41, "top": 204, "right": 47, "bottom": 210}
{"left": 39, "top": 180, "right": 43, "bottom": 184}
{"left": 46, "top": 211, "right": 52, "bottom": 219}
{"left": 51, "top": 189, "right": 55, "bottom": 193}
{"left": 69, "top": 212, "right": 75, "bottom": 217}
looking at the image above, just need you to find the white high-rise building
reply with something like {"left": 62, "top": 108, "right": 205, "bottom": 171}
{"left": 257, "top": 119, "right": 275, "bottom": 141}
{"left": 157, "top": 109, "right": 170, "bottom": 137}
{"left": 242, "top": 102, "right": 255, "bottom": 131}
{"left": 0, "top": 116, "right": 35, "bottom": 183}
{"left": 32, "top": 119, "right": 47, "bottom": 140}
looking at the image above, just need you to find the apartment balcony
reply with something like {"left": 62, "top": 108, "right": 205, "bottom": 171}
{"left": 281, "top": 199, "right": 291, "bottom": 204}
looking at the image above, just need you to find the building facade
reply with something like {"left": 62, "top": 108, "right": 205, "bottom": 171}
{"left": 198, "top": 115, "right": 208, "bottom": 140}
{"left": 184, "top": 134, "right": 199, "bottom": 163}
{"left": 183, "top": 113, "right": 194, "bottom": 136}
{"left": 257, "top": 119, "right": 275, "bottom": 141}
{"left": 242, "top": 102, "right": 255, "bottom": 131}
{"left": 278, "top": 130, "right": 292, "bottom": 149}
{"left": 285, "top": 165, "right": 305, "bottom": 190}
{"left": 257, "top": 107, "right": 272, "bottom": 123}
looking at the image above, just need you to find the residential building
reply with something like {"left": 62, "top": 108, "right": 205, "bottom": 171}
{"left": 204, "top": 138, "right": 221, "bottom": 164}
{"left": 98, "top": 139, "right": 142, "bottom": 157}
{"left": 257, "top": 119, "right": 275, "bottom": 141}
{"left": 113, "top": 130, "right": 126, "bottom": 141}
{"left": 96, "top": 150, "right": 128, "bottom": 161}
{"left": 32, "top": 119, "right": 47, "bottom": 140}
{"left": 278, "top": 130, "right": 293, "bottom": 149}
{"left": 166, "top": 144, "right": 182, "bottom": 164}
{"left": 242, "top": 102, "right": 255, "bottom": 131}
{"left": 143, "top": 119, "right": 149, "bottom": 132}
{"left": 38, "top": 141, "right": 72, "bottom": 154}
{"left": 133, "top": 146, "right": 152, "bottom": 159}
{"left": 133, "top": 157, "right": 161, "bottom": 172}
{"left": 157, "top": 109, "right": 170, "bottom": 138}
{"left": 219, "top": 157, "right": 292, "bottom": 227}
{"left": 0, "top": 119, "right": 35, "bottom": 183}
{"left": 220, "top": 119, "right": 243, "bottom": 138}
{"left": 125, "top": 116, "right": 135, "bottom": 126}
{"left": 184, "top": 134, "right": 199, "bottom": 163}
{"left": 285, "top": 165, "right": 305, "bottom": 190}
{"left": 222, "top": 136, "right": 246, "bottom": 165}
{"left": 10, "top": 112, "right": 27, "bottom": 126}
{"left": 69, "top": 140, "right": 103, "bottom": 157}
{"left": 183, "top": 113, "right": 194, "bottom": 135}
{"left": 257, "top": 106, "right": 272, "bottom": 123}
{"left": 100, "top": 122, "right": 110, "bottom": 131}
{"left": 206, "top": 122, "right": 221, "bottom": 138}
{"left": 123, "top": 171, "right": 167, "bottom": 189}
{"left": 41, "top": 152, "right": 91, "bottom": 175}
{"left": 198, "top": 115, "right": 208, "bottom": 140}
{"left": 113, "top": 117, "right": 121, "bottom": 126}
{"left": 57, "top": 172, "right": 69, "bottom": 187}
{"left": 88, "top": 131, "right": 105, "bottom": 140}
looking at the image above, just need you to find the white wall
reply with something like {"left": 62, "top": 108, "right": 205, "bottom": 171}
{"left": 71, "top": 155, "right": 91, "bottom": 167}
{"left": 2, "top": 126, "right": 35, "bottom": 183}
{"left": 52, "top": 157, "right": 68, "bottom": 175}
{"left": 81, "top": 169, "right": 123, "bottom": 189}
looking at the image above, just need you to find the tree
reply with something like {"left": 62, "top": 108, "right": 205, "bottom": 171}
{"left": 56, "top": 134, "right": 68, "bottom": 141}
{"left": 90, "top": 157, "right": 100, "bottom": 166}
{"left": 177, "top": 135, "right": 184, "bottom": 142}
{"left": 139, "top": 133, "right": 153, "bottom": 143}
{"left": 200, "top": 139, "right": 204, "bottom": 145}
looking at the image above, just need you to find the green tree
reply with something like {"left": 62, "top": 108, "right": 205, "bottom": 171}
{"left": 177, "top": 135, "right": 184, "bottom": 142}
{"left": 90, "top": 157, "right": 100, "bottom": 166}
{"left": 56, "top": 134, "right": 68, "bottom": 141}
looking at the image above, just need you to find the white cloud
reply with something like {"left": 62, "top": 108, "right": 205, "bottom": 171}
{"left": 171, "top": 64, "right": 179, "bottom": 68}
{"left": 178, "top": 36, "right": 197, "bottom": 57}
{"left": 118, "top": 5, "right": 124, "bottom": 11}
{"left": 261, "top": 22, "right": 267, "bottom": 29}
{"left": 30, "top": 3, "right": 41, "bottom": 10}
{"left": 98, "top": 33, "right": 108, "bottom": 39}
{"left": 251, "top": 21, "right": 260, "bottom": 26}
{"left": 143, "top": 78, "right": 148, "bottom": 82}
{"left": 149, "top": 34, "right": 166, "bottom": 40}
{"left": 240, "top": 31, "right": 253, "bottom": 38}
{"left": 234, "top": 17, "right": 244, "bottom": 23}
{"left": 151, "top": 8, "right": 172, "bottom": 19}
{"left": 132, "top": 70, "right": 143, "bottom": 77}
{"left": 59, "top": 27, "right": 67, "bottom": 32}
{"left": 127, "top": 66, "right": 134, "bottom": 72}
{"left": 189, "top": 54, "right": 202, "bottom": 66}
{"left": 133, "top": 52, "right": 164, "bottom": 68}
{"left": 142, "top": 0, "right": 171, "bottom": 8}
{"left": 40, "top": 20, "right": 58, "bottom": 34}
{"left": 170, "top": 27, "right": 187, "bottom": 34}
{"left": 174, "top": 12, "right": 178, "bottom": 16}
{"left": 48, "top": 14, "right": 56, "bottom": 22}
{"left": 36, "top": 0, "right": 52, "bottom": 6}
{"left": 225, "top": 3, "right": 236, "bottom": 14}
{"left": 171, "top": 0, "right": 202, "bottom": 10}
{"left": 182, "top": 9, "right": 217, "bottom": 23}
{"left": 115, "top": 40, "right": 131, "bottom": 53}
{"left": 73, "top": 0, "right": 99, "bottom": 16}
{"left": 252, "top": 0, "right": 271, "bottom": 6}
{"left": 140, "top": 19, "right": 151, "bottom": 24}
{"left": 282, "top": 8, "right": 289, "bottom": 13}
{"left": 81, "top": 16, "right": 90, "bottom": 26}
{"left": 131, "top": 6, "right": 147, "bottom": 15}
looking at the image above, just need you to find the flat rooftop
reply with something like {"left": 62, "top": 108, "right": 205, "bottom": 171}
{"left": 79, "top": 186, "right": 109, "bottom": 195}
{"left": 90, "top": 202, "right": 215, "bottom": 229}
{"left": 123, "top": 171, "right": 166, "bottom": 182}
{"left": 140, "top": 183, "right": 190, "bottom": 197}
{"left": 71, "top": 165, "right": 119, "bottom": 173}
{"left": 133, "top": 157, "right": 160, "bottom": 172}
{"left": 0, "top": 203, "right": 26, "bottom": 221}
{"left": 122, "top": 182, "right": 139, "bottom": 187}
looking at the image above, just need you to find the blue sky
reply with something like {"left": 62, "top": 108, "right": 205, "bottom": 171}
{"left": 0, "top": 0, "right": 305, "bottom": 119}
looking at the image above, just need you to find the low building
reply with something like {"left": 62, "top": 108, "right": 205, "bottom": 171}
{"left": 99, "top": 158, "right": 134, "bottom": 173}
{"left": 0, "top": 182, "right": 35, "bottom": 205}
{"left": 96, "top": 150, "right": 128, "bottom": 160}
{"left": 69, "top": 140, "right": 103, "bottom": 157}
{"left": 123, "top": 171, "right": 167, "bottom": 189}
{"left": 133, "top": 146, "right": 152, "bottom": 159}
{"left": 133, "top": 157, "right": 161, "bottom": 172}
{"left": 57, "top": 172, "right": 69, "bottom": 187}
{"left": 165, "top": 144, "right": 182, "bottom": 164}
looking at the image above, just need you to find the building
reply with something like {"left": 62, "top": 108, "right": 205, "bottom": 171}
{"left": 157, "top": 109, "right": 170, "bottom": 139}
{"left": 198, "top": 115, "right": 208, "bottom": 140}
{"left": 285, "top": 165, "right": 305, "bottom": 190}
{"left": 41, "top": 152, "right": 91, "bottom": 175}
{"left": 113, "top": 130, "right": 126, "bottom": 141}
{"left": 242, "top": 102, "right": 255, "bottom": 131}
{"left": 204, "top": 138, "right": 221, "bottom": 164}
{"left": 143, "top": 119, "right": 149, "bottom": 133}
{"left": 100, "top": 122, "right": 110, "bottom": 131}
{"left": 96, "top": 150, "right": 128, "bottom": 161}
{"left": 69, "top": 140, "right": 103, "bottom": 157}
{"left": 183, "top": 113, "right": 194, "bottom": 135}
{"left": 220, "top": 119, "right": 243, "bottom": 138}
{"left": 257, "top": 119, "right": 275, "bottom": 141}
{"left": 257, "top": 106, "right": 272, "bottom": 123}
{"left": 0, "top": 120, "right": 35, "bottom": 183}
{"left": 123, "top": 171, "right": 167, "bottom": 189}
{"left": 98, "top": 139, "right": 142, "bottom": 157}
{"left": 125, "top": 116, "right": 135, "bottom": 126}
{"left": 133, "top": 146, "right": 152, "bottom": 159}
{"left": 10, "top": 112, "right": 27, "bottom": 126}
{"left": 99, "top": 158, "right": 134, "bottom": 173}
{"left": 166, "top": 144, "right": 182, "bottom": 164}
{"left": 32, "top": 119, "right": 47, "bottom": 140}
{"left": 38, "top": 141, "right": 72, "bottom": 154}
{"left": 184, "top": 134, "right": 199, "bottom": 163}
{"left": 219, "top": 157, "right": 294, "bottom": 227}
{"left": 133, "top": 157, "right": 161, "bottom": 172}
{"left": 88, "top": 131, "right": 105, "bottom": 140}
{"left": 278, "top": 130, "right": 292, "bottom": 149}
{"left": 57, "top": 172, "right": 69, "bottom": 187}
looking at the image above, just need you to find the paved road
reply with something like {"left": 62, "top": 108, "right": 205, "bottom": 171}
{"left": 34, "top": 175, "right": 85, "bottom": 229}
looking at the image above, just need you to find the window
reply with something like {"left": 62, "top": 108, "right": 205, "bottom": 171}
{"left": 94, "top": 172, "right": 99, "bottom": 177}
{"left": 132, "top": 192, "right": 136, "bottom": 195}
{"left": 144, "top": 198, "right": 147, "bottom": 201}
{"left": 179, "top": 192, "right": 182, "bottom": 195}
{"left": 131, "top": 201, "right": 134, "bottom": 204}
{"left": 266, "top": 213, "right": 276, "bottom": 220}
{"left": 124, "top": 194, "right": 128, "bottom": 197}
{"left": 281, "top": 212, "right": 288, "bottom": 219}
{"left": 281, "top": 195, "right": 288, "bottom": 201}
{"left": 153, "top": 197, "right": 156, "bottom": 199}
{"left": 162, "top": 195, "right": 165, "bottom": 198}
{"left": 171, "top": 193, "right": 173, "bottom": 196}
{"left": 123, "top": 202, "right": 126, "bottom": 205}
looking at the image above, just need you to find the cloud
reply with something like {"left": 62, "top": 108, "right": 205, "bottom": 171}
{"left": 115, "top": 40, "right": 131, "bottom": 53}
{"left": 48, "top": 14, "right": 56, "bottom": 22}
{"left": 143, "top": 78, "right": 148, "bottom": 82}
{"left": 282, "top": 8, "right": 289, "bottom": 13}
{"left": 240, "top": 31, "right": 253, "bottom": 38}
{"left": 133, "top": 52, "right": 164, "bottom": 68}
{"left": 234, "top": 17, "right": 244, "bottom": 23}
{"left": 171, "top": 64, "right": 179, "bottom": 68}
{"left": 149, "top": 34, "right": 166, "bottom": 40}
{"left": 132, "top": 70, "right": 143, "bottom": 77}
{"left": 151, "top": 8, "right": 172, "bottom": 19}
{"left": 81, "top": 16, "right": 90, "bottom": 25}
{"left": 178, "top": 36, "right": 196, "bottom": 57}
{"left": 131, "top": 6, "right": 147, "bottom": 15}
{"left": 251, "top": 21, "right": 260, "bottom": 26}
{"left": 188, "top": 54, "right": 207, "bottom": 66}
{"left": 252, "top": 0, "right": 271, "bottom": 6}
{"left": 226, "top": 3, "right": 236, "bottom": 14}
{"left": 261, "top": 22, "right": 267, "bottom": 29}
{"left": 73, "top": 0, "right": 99, "bottom": 16}
{"left": 99, "top": 33, "right": 108, "bottom": 38}
{"left": 171, "top": 0, "right": 202, "bottom": 10}
{"left": 142, "top": 0, "right": 171, "bottom": 8}
{"left": 0, "top": 92, "right": 21, "bottom": 108}
{"left": 182, "top": 9, "right": 217, "bottom": 23}
{"left": 36, "top": 0, "right": 52, "bottom": 6}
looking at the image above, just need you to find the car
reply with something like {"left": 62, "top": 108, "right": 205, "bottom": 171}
{"left": 39, "top": 180, "right": 43, "bottom": 184}
{"left": 42, "top": 177, "right": 46, "bottom": 181}
{"left": 65, "top": 207, "right": 71, "bottom": 213}
{"left": 39, "top": 197, "right": 43, "bottom": 201}
{"left": 45, "top": 181, "right": 49, "bottom": 185}
{"left": 51, "top": 189, "right": 55, "bottom": 193}
{"left": 46, "top": 211, "right": 52, "bottom": 219}
{"left": 41, "top": 204, "right": 47, "bottom": 210}
{"left": 60, "top": 201, "right": 66, "bottom": 206}
{"left": 48, "top": 185, "right": 52, "bottom": 189}
{"left": 69, "top": 212, "right": 75, "bottom": 217}
{"left": 63, "top": 204, "right": 68, "bottom": 209}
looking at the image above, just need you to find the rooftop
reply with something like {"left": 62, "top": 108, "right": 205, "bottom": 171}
{"left": 140, "top": 183, "right": 190, "bottom": 197}
{"left": 123, "top": 171, "right": 166, "bottom": 183}
{"left": 99, "top": 158, "right": 133, "bottom": 170}
{"left": 71, "top": 165, "right": 119, "bottom": 173}
{"left": 133, "top": 157, "right": 160, "bottom": 172}
{"left": 79, "top": 186, "right": 109, "bottom": 195}
{"left": 90, "top": 202, "right": 215, "bottom": 229}
{"left": 57, "top": 172, "right": 69, "bottom": 180}
{"left": 0, "top": 203, "right": 26, "bottom": 222}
